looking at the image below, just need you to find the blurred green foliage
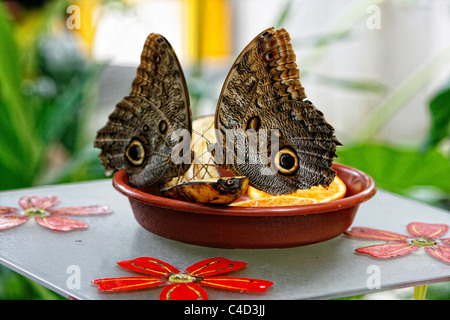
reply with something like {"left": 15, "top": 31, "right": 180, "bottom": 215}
{"left": 0, "top": 0, "right": 111, "bottom": 300}
{"left": 0, "top": 266, "right": 63, "bottom": 300}
{"left": 337, "top": 143, "right": 450, "bottom": 208}
{"left": 0, "top": 1, "right": 107, "bottom": 190}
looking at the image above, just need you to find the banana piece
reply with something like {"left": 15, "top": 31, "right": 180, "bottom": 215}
{"left": 161, "top": 176, "right": 249, "bottom": 205}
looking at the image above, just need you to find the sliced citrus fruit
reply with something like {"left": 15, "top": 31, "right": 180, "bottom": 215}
{"left": 247, "top": 175, "right": 346, "bottom": 203}
{"left": 230, "top": 196, "right": 319, "bottom": 207}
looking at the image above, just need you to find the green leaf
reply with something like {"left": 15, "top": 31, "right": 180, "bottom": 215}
{"left": 312, "top": 73, "right": 385, "bottom": 93}
{"left": 424, "top": 80, "right": 450, "bottom": 151}
{"left": 0, "top": 3, "right": 44, "bottom": 189}
{"left": 336, "top": 144, "right": 450, "bottom": 196}
{"left": 275, "top": 0, "right": 293, "bottom": 28}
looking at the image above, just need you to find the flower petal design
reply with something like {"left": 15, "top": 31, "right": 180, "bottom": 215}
{"left": 35, "top": 216, "right": 88, "bottom": 231}
{"left": 425, "top": 245, "right": 450, "bottom": 263}
{"left": 407, "top": 222, "right": 449, "bottom": 239}
{"left": 160, "top": 282, "right": 208, "bottom": 300}
{"left": 92, "top": 277, "right": 164, "bottom": 291}
{"left": 50, "top": 205, "right": 112, "bottom": 215}
{"left": 0, "top": 206, "right": 19, "bottom": 215}
{"left": 185, "top": 257, "right": 247, "bottom": 277}
{"left": 355, "top": 242, "right": 420, "bottom": 258}
{"left": 345, "top": 227, "right": 409, "bottom": 241}
{"left": 118, "top": 257, "right": 179, "bottom": 276}
{"left": 19, "top": 196, "right": 59, "bottom": 210}
{"left": 200, "top": 277, "right": 273, "bottom": 292}
{"left": 0, "top": 215, "right": 29, "bottom": 230}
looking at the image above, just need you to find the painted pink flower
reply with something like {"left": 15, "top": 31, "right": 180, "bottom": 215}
{"left": 92, "top": 257, "right": 273, "bottom": 300}
{"left": 345, "top": 222, "right": 450, "bottom": 263}
{"left": 0, "top": 196, "right": 111, "bottom": 231}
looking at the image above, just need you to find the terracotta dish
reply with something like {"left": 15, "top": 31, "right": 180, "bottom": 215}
{"left": 113, "top": 163, "right": 376, "bottom": 248}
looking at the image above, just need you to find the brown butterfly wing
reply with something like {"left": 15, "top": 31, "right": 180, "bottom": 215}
{"left": 131, "top": 34, "right": 192, "bottom": 132}
{"left": 94, "top": 33, "right": 192, "bottom": 188}
{"left": 215, "top": 27, "right": 340, "bottom": 195}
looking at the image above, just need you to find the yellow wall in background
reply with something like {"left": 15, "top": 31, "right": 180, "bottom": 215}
{"left": 185, "top": 0, "right": 232, "bottom": 66}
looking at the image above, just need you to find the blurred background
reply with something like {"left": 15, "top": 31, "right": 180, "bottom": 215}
{"left": 0, "top": 0, "right": 449, "bottom": 299}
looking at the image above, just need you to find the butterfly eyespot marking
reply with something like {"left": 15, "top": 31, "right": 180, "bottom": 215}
{"left": 245, "top": 116, "right": 261, "bottom": 131}
{"left": 159, "top": 120, "right": 168, "bottom": 135}
{"left": 143, "top": 124, "right": 150, "bottom": 132}
{"left": 265, "top": 51, "right": 275, "bottom": 61}
{"left": 274, "top": 148, "right": 299, "bottom": 175}
{"left": 153, "top": 53, "right": 161, "bottom": 63}
{"left": 125, "top": 139, "right": 146, "bottom": 166}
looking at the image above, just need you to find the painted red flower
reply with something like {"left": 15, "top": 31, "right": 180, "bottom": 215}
{"left": 345, "top": 222, "right": 450, "bottom": 263}
{"left": 92, "top": 257, "right": 273, "bottom": 300}
{"left": 0, "top": 196, "right": 111, "bottom": 231}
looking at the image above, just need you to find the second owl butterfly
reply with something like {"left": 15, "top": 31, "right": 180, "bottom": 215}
{"left": 94, "top": 33, "right": 192, "bottom": 188}
{"left": 215, "top": 27, "right": 341, "bottom": 195}
{"left": 94, "top": 28, "right": 341, "bottom": 198}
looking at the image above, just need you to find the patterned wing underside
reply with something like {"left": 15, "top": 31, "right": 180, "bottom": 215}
{"left": 94, "top": 33, "right": 191, "bottom": 187}
{"left": 215, "top": 27, "right": 341, "bottom": 195}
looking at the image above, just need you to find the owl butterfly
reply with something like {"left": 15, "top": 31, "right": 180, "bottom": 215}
{"left": 213, "top": 27, "right": 341, "bottom": 195}
{"left": 94, "top": 33, "right": 192, "bottom": 188}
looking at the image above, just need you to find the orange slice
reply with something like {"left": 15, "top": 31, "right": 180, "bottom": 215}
{"left": 247, "top": 176, "right": 347, "bottom": 203}
{"left": 230, "top": 196, "right": 319, "bottom": 207}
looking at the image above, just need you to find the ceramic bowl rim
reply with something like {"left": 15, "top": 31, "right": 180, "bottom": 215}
{"left": 112, "top": 163, "right": 376, "bottom": 217}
